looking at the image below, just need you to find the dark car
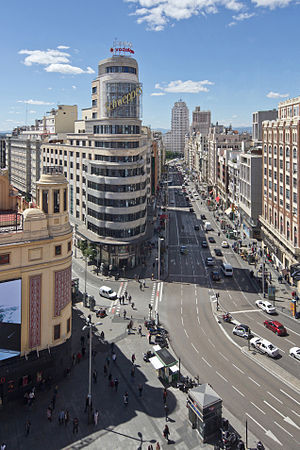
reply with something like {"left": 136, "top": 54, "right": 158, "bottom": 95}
{"left": 208, "top": 236, "right": 216, "bottom": 243}
{"left": 214, "top": 248, "right": 223, "bottom": 256}
{"left": 201, "top": 214, "right": 206, "bottom": 220}
{"left": 264, "top": 320, "right": 287, "bottom": 336}
{"left": 211, "top": 270, "right": 220, "bottom": 281}
{"left": 201, "top": 240, "right": 208, "bottom": 248}
{"left": 194, "top": 225, "right": 200, "bottom": 231}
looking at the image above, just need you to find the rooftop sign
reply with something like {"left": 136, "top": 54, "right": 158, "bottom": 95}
{"left": 110, "top": 40, "right": 134, "bottom": 56}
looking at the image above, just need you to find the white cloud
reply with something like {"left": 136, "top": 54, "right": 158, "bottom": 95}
{"left": 228, "top": 11, "right": 255, "bottom": 25}
{"left": 57, "top": 45, "right": 70, "bottom": 49}
{"left": 17, "top": 99, "right": 55, "bottom": 105}
{"left": 45, "top": 64, "right": 95, "bottom": 74}
{"left": 151, "top": 92, "right": 166, "bottom": 96}
{"left": 19, "top": 49, "right": 70, "bottom": 66}
{"left": 125, "top": 0, "right": 245, "bottom": 30}
{"left": 72, "top": 85, "right": 77, "bottom": 90}
{"left": 48, "top": 87, "right": 53, "bottom": 90}
{"left": 155, "top": 79, "right": 214, "bottom": 93}
{"left": 266, "top": 91, "right": 289, "bottom": 98}
{"left": 19, "top": 47, "right": 94, "bottom": 75}
{"left": 252, "top": 0, "right": 292, "bottom": 8}
{"left": 29, "top": 110, "right": 37, "bottom": 114}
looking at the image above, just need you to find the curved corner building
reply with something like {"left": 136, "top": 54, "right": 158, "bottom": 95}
{"left": 83, "top": 55, "right": 148, "bottom": 268}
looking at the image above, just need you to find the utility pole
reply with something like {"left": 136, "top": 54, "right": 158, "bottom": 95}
{"left": 262, "top": 245, "right": 265, "bottom": 298}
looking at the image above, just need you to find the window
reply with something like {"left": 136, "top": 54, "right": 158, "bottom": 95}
{"left": 63, "top": 189, "right": 67, "bottom": 211}
{"left": 67, "top": 318, "right": 71, "bottom": 333}
{"left": 0, "top": 254, "right": 10, "bottom": 265}
{"left": 53, "top": 190, "right": 60, "bottom": 213}
{"left": 293, "top": 147, "right": 297, "bottom": 158}
{"left": 55, "top": 245, "right": 62, "bottom": 256}
{"left": 42, "top": 190, "right": 48, "bottom": 213}
{"left": 54, "top": 324, "right": 61, "bottom": 340}
{"left": 286, "top": 147, "right": 290, "bottom": 158}
{"left": 68, "top": 241, "right": 71, "bottom": 252}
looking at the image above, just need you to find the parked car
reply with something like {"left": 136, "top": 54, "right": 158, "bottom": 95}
{"left": 214, "top": 248, "right": 223, "bottom": 256}
{"left": 206, "top": 257, "right": 215, "bottom": 266}
{"left": 208, "top": 236, "right": 216, "bottom": 243}
{"left": 201, "top": 240, "right": 208, "bottom": 248}
{"left": 211, "top": 270, "right": 220, "bottom": 281}
{"left": 233, "top": 324, "right": 251, "bottom": 339}
{"left": 99, "top": 286, "right": 117, "bottom": 300}
{"left": 264, "top": 320, "right": 286, "bottom": 335}
{"left": 255, "top": 300, "right": 276, "bottom": 314}
{"left": 194, "top": 225, "right": 200, "bottom": 231}
{"left": 289, "top": 347, "right": 300, "bottom": 360}
{"left": 221, "top": 241, "right": 229, "bottom": 248}
{"left": 250, "top": 337, "right": 279, "bottom": 358}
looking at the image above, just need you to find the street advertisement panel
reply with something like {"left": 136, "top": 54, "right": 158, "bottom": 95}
{"left": 0, "top": 279, "right": 21, "bottom": 361}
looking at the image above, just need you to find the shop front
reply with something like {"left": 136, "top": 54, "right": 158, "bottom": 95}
{"left": 187, "top": 384, "right": 222, "bottom": 443}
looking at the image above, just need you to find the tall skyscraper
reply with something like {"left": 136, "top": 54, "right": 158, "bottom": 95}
{"left": 171, "top": 100, "right": 189, "bottom": 155}
{"left": 191, "top": 106, "right": 211, "bottom": 136}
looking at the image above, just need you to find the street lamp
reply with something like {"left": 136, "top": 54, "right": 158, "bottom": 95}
{"left": 82, "top": 315, "right": 101, "bottom": 424}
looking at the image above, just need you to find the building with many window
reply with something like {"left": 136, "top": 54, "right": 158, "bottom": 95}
{"left": 252, "top": 109, "right": 277, "bottom": 145}
{"left": 0, "top": 167, "right": 72, "bottom": 404}
{"left": 260, "top": 96, "right": 300, "bottom": 273}
{"left": 190, "top": 106, "right": 211, "bottom": 135}
{"left": 171, "top": 100, "right": 189, "bottom": 155}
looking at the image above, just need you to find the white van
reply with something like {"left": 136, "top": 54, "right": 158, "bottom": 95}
{"left": 221, "top": 262, "right": 233, "bottom": 277}
{"left": 204, "top": 221, "right": 212, "bottom": 231}
{"left": 99, "top": 286, "right": 117, "bottom": 299}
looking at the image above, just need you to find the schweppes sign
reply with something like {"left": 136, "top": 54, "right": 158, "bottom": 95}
{"left": 105, "top": 86, "right": 142, "bottom": 113}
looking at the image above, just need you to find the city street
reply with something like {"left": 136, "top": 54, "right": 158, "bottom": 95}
{"left": 158, "top": 166, "right": 300, "bottom": 450}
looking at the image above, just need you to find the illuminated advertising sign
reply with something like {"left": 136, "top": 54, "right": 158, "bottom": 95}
{"left": 110, "top": 40, "right": 134, "bottom": 56}
{"left": 105, "top": 86, "right": 142, "bottom": 113}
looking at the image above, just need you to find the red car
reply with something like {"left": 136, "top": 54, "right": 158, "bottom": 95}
{"left": 264, "top": 320, "right": 286, "bottom": 336}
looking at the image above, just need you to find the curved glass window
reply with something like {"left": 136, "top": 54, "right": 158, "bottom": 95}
{"left": 87, "top": 208, "right": 146, "bottom": 222}
{"left": 94, "top": 140, "right": 139, "bottom": 149}
{"left": 87, "top": 221, "right": 146, "bottom": 238}
{"left": 106, "top": 66, "right": 136, "bottom": 74}
{"left": 87, "top": 194, "right": 146, "bottom": 207}
{"left": 87, "top": 180, "right": 146, "bottom": 192}
{"left": 90, "top": 166, "right": 145, "bottom": 177}
{"left": 93, "top": 125, "right": 140, "bottom": 134}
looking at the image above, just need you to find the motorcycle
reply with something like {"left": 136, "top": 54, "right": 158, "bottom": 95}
{"left": 222, "top": 313, "right": 232, "bottom": 323}
{"left": 96, "top": 308, "right": 107, "bottom": 318}
{"left": 256, "top": 442, "right": 265, "bottom": 450}
{"left": 222, "top": 430, "right": 238, "bottom": 449}
{"left": 143, "top": 350, "right": 154, "bottom": 362}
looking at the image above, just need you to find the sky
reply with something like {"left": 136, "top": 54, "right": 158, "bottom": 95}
{"left": 0, "top": 0, "right": 299, "bottom": 131}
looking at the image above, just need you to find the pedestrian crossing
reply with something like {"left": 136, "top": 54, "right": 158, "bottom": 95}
{"left": 109, "top": 281, "right": 128, "bottom": 315}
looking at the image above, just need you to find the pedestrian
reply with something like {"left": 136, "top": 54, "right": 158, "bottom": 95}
{"left": 128, "top": 295, "right": 131, "bottom": 304}
{"left": 143, "top": 280, "right": 146, "bottom": 289}
{"left": 131, "top": 353, "right": 136, "bottom": 364}
{"left": 94, "top": 409, "right": 99, "bottom": 426}
{"left": 77, "top": 351, "right": 82, "bottom": 364}
{"left": 123, "top": 309, "right": 127, "bottom": 319}
{"left": 1, "top": 443, "right": 7, "bottom": 450}
{"left": 163, "top": 388, "right": 167, "bottom": 404}
{"left": 125, "top": 290, "right": 128, "bottom": 299}
{"left": 46, "top": 406, "right": 52, "bottom": 422}
{"left": 73, "top": 417, "right": 79, "bottom": 434}
{"left": 140, "top": 283, "right": 143, "bottom": 291}
{"left": 148, "top": 445, "right": 153, "bottom": 450}
{"left": 28, "top": 390, "right": 35, "bottom": 406}
{"left": 64, "top": 409, "right": 70, "bottom": 426}
{"left": 155, "top": 442, "right": 160, "bottom": 450}
{"left": 131, "top": 365, "right": 135, "bottom": 377}
{"left": 163, "top": 424, "right": 170, "bottom": 442}
{"left": 112, "top": 351, "right": 117, "bottom": 363}
{"left": 138, "top": 384, "right": 143, "bottom": 397}
{"left": 123, "top": 392, "right": 128, "bottom": 406}
{"left": 25, "top": 419, "right": 31, "bottom": 437}
{"left": 80, "top": 335, "right": 85, "bottom": 346}
{"left": 93, "top": 369, "right": 97, "bottom": 384}
{"left": 58, "top": 409, "right": 65, "bottom": 425}
{"left": 84, "top": 395, "right": 90, "bottom": 412}
{"left": 103, "top": 364, "right": 108, "bottom": 376}
{"left": 164, "top": 404, "right": 169, "bottom": 422}
{"left": 122, "top": 295, "right": 125, "bottom": 304}
{"left": 138, "top": 325, "right": 142, "bottom": 336}
{"left": 111, "top": 342, "right": 115, "bottom": 353}
{"left": 114, "top": 377, "right": 119, "bottom": 392}
{"left": 131, "top": 302, "right": 135, "bottom": 309}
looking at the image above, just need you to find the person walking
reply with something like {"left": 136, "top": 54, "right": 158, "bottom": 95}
{"left": 128, "top": 295, "right": 131, "bottom": 304}
{"left": 138, "top": 384, "right": 143, "bottom": 397}
{"left": 112, "top": 351, "right": 117, "bottom": 363}
{"left": 58, "top": 409, "right": 65, "bottom": 425}
{"left": 93, "top": 369, "right": 98, "bottom": 384}
{"left": 138, "top": 325, "right": 142, "bottom": 336}
{"left": 114, "top": 377, "right": 119, "bottom": 392}
{"left": 125, "top": 290, "right": 128, "bottom": 300}
{"left": 131, "top": 365, "right": 135, "bottom": 378}
{"left": 131, "top": 353, "right": 136, "bottom": 364}
{"left": 84, "top": 395, "right": 91, "bottom": 412}
{"left": 163, "top": 424, "right": 170, "bottom": 442}
{"left": 1, "top": 443, "right": 7, "bottom": 450}
{"left": 64, "top": 409, "right": 70, "bottom": 427}
{"left": 123, "top": 309, "right": 127, "bottom": 319}
{"left": 155, "top": 442, "right": 161, "bottom": 450}
{"left": 25, "top": 419, "right": 31, "bottom": 437}
{"left": 72, "top": 417, "right": 79, "bottom": 434}
{"left": 164, "top": 404, "right": 169, "bottom": 422}
{"left": 94, "top": 410, "right": 99, "bottom": 426}
{"left": 46, "top": 406, "right": 52, "bottom": 422}
{"left": 123, "top": 392, "right": 129, "bottom": 406}
{"left": 163, "top": 388, "right": 167, "bottom": 404}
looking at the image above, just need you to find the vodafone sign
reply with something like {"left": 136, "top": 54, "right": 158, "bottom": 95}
{"left": 110, "top": 40, "right": 135, "bottom": 56}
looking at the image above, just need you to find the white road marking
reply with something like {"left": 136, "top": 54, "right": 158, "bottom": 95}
{"left": 208, "top": 338, "right": 216, "bottom": 348}
{"left": 274, "top": 421, "right": 293, "bottom": 438}
{"left": 280, "top": 389, "right": 300, "bottom": 406}
{"left": 184, "top": 328, "right": 189, "bottom": 338}
{"left": 201, "top": 327, "right": 205, "bottom": 333}
{"left": 232, "top": 363, "right": 245, "bottom": 374}
{"left": 181, "top": 317, "right": 184, "bottom": 326}
{"left": 196, "top": 307, "right": 199, "bottom": 315}
{"left": 251, "top": 402, "right": 266, "bottom": 415}
{"left": 159, "top": 282, "right": 164, "bottom": 303}
{"left": 195, "top": 297, "right": 198, "bottom": 305}
{"left": 232, "top": 385, "right": 245, "bottom": 397}
{"left": 268, "top": 391, "right": 283, "bottom": 404}
{"left": 219, "top": 352, "right": 229, "bottom": 361}
{"left": 286, "top": 338, "right": 296, "bottom": 346}
{"left": 292, "top": 410, "right": 300, "bottom": 419}
{"left": 191, "top": 343, "right": 199, "bottom": 353}
{"left": 286, "top": 327, "right": 300, "bottom": 338}
{"left": 216, "top": 371, "right": 228, "bottom": 382}
{"left": 202, "top": 357, "right": 212, "bottom": 367}
{"left": 248, "top": 377, "right": 261, "bottom": 387}
{"left": 197, "top": 316, "right": 201, "bottom": 325}
{"left": 245, "top": 413, "right": 267, "bottom": 432}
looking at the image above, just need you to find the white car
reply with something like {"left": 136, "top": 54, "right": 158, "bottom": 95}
{"left": 289, "top": 347, "right": 300, "bottom": 360}
{"left": 221, "top": 241, "right": 229, "bottom": 248}
{"left": 255, "top": 299, "right": 276, "bottom": 314}
{"left": 99, "top": 286, "right": 117, "bottom": 299}
{"left": 205, "top": 257, "right": 215, "bottom": 266}
{"left": 250, "top": 337, "right": 279, "bottom": 358}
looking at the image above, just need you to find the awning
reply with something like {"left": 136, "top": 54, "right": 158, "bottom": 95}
{"left": 225, "top": 208, "right": 232, "bottom": 215}
{"left": 149, "top": 356, "right": 164, "bottom": 370}
{"left": 170, "top": 365, "right": 179, "bottom": 373}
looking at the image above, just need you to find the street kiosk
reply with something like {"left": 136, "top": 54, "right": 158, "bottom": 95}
{"left": 149, "top": 345, "right": 179, "bottom": 384}
{"left": 187, "top": 384, "right": 222, "bottom": 443}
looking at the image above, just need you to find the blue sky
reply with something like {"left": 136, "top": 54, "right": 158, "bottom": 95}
{"left": 0, "top": 0, "right": 299, "bottom": 131}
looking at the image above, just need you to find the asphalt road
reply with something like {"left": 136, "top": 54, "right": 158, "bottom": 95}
{"left": 159, "top": 166, "right": 300, "bottom": 449}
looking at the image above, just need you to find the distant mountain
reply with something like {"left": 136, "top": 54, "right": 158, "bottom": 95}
{"left": 153, "top": 128, "right": 170, "bottom": 134}
{"left": 0, "top": 131, "right": 11, "bottom": 135}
